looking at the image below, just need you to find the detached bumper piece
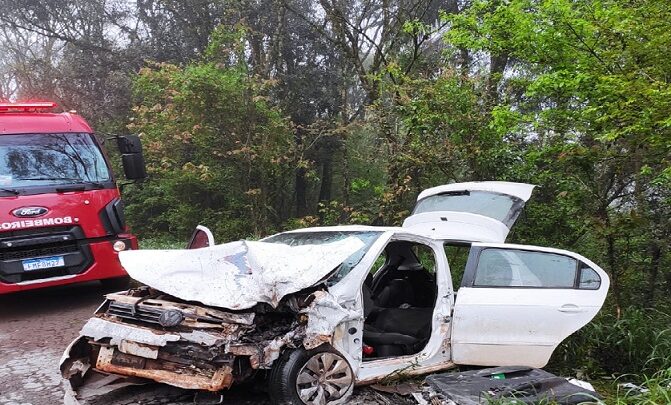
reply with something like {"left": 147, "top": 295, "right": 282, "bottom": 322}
{"left": 425, "top": 366, "right": 601, "bottom": 405}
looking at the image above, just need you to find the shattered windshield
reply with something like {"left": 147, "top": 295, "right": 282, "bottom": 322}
{"left": 264, "top": 231, "right": 382, "bottom": 284}
{"left": 0, "top": 133, "right": 111, "bottom": 189}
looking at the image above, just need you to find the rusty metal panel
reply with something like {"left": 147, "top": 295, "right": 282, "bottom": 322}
{"left": 96, "top": 347, "right": 234, "bottom": 391}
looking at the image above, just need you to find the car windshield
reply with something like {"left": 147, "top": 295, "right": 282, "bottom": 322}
{"left": 264, "top": 230, "right": 382, "bottom": 284}
{"left": 413, "top": 191, "right": 522, "bottom": 227}
{"left": 0, "top": 133, "right": 111, "bottom": 189}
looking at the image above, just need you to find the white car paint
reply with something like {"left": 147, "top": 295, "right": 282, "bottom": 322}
{"left": 416, "top": 181, "right": 536, "bottom": 202}
{"left": 403, "top": 181, "right": 536, "bottom": 242}
{"left": 329, "top": 232, "right": 455, "bottom": 382}
{"left": 403, "top": 211, "right": 511, "bottom": 242}
{"left": 117, "top": 183, "right": 606, "bottom": 379}
{"left": 118, "top": 237, "right": 364, "bottom": 310}
{"left": 450, "top": 243, "right": 610, "bottom": 368}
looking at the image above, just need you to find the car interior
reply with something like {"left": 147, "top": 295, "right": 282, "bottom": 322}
{"left": 361, "top": 241, "right": 438, "bottom": 359}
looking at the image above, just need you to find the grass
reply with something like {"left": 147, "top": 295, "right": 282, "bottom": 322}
{"left": 482, "top": 370, "right": 671, "bottom": 404}
{"left": 549, "top": 307, "right": 671, "bottom": 379}
{"left": 610, "top": 369, "right": 671, "bottom": 404}
{"left": 543, "top": 306, "right": 671, "bottom": 404}
{"left": 137, "top": 236, "right": 184, "bottom": 250}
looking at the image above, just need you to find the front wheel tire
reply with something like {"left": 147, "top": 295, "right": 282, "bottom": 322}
{"left": 268, "top": 346, "right": 354, "bottom": 405}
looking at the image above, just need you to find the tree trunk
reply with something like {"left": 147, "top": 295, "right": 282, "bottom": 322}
{"left": 645, "top": 242, "right": 662, "bottom": 307}
{"left": 486, "top": 52, "right": 508, "bottom": 105}
{"left": 319, "top": 154, "right": 333, "bottom": 202}
{"left": 295, "top": 166, "right": 308, "bottom": 217}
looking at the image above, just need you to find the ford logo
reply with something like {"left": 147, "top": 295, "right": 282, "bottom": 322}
{"left": 12, "top": 207, "right": 49, "bottom": 218}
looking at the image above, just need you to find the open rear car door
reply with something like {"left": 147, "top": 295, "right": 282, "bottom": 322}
{"left": 451, "top": 244, "right": 609, "bottom": 368}
{"left": 402, "top": 181, "right": 535, "bottom": 243}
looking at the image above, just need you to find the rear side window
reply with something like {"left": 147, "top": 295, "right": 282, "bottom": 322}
{"left": 474, "top": 249, "right": 577, "bottom": 288}
{"left": 413, "top": 191, "right": 523, "bottom": 227}
{"left": 578, "top": 264, "right": 601, "bottom": 290}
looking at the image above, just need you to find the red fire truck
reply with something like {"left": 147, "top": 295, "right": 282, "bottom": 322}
{"left": 0, "top": 101, "right": 146, "bottom": 294}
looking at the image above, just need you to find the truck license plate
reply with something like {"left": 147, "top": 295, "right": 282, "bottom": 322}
{"left": 22, "top": 256, "right": 65, "bottom": 271}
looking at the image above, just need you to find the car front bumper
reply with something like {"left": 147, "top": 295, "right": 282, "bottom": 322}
{"left": 61, "top": 291, "right": 302, "bottom": 399}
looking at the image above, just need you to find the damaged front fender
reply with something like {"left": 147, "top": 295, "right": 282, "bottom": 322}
{"left": 301, "top": 290, "right": 361, "bottom": 350}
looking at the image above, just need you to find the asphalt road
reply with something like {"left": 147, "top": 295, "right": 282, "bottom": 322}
{"left": 0, "top": 282, "right": 105, "bottom": 405}
{"left": 0, "top": 283, "right": 413, "bottom": 405}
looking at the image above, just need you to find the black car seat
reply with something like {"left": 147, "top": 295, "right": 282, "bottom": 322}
{"left": 363, "top": 307, "right": 434, "bottom": 357}
{"left": 374, "top": 278, "right": 415, "bottom": 308}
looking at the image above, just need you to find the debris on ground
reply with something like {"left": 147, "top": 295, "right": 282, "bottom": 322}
{"left": 425, "top": 366, "right": 601, "bottom": 405}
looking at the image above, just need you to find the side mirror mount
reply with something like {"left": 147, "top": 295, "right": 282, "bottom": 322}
{"left": 116, "top": 135, "right": 147, "bottom": 180}
{"left": 186, "top": 225, "right": 215, "bottom": 249}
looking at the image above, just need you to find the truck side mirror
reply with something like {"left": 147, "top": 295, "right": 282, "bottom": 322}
{"left": 121, "top": 153, "right": 147, "bottom": 180}
{"left": 117, "top": 135, "right": 147, "bottom": 180}
{"left": 116, "top": 134, "right": 143, "bottom": 154}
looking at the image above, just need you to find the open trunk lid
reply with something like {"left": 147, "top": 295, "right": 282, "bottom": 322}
{"left": 402, "top": 181, "right": 535, "bottom": 243}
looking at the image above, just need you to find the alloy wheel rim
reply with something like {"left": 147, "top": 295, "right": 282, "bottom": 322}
{"left": 295, "top": 352, "right": 353, "bottom": 404}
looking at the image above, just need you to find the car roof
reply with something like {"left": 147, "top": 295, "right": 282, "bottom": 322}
{"left": 0, "top": 112, "right": 93, "bottom": 134}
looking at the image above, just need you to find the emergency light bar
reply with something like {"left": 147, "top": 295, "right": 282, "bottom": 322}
{"left": 0, "top": 101, "right": 58, "bottom": 112}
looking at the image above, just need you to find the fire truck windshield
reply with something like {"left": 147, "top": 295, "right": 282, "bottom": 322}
{"left": 0, "top": 133, "right": 112, "bottom": 191}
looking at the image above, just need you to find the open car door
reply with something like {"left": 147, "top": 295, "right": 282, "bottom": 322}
{"left": 186, "top": 225, "right": 215, "bottom": 249}
{"left": 451, "top": 243, "right": 609, "bottom": 368}
{"left": 403, "top": 181, "right": 535, "bottom": 243}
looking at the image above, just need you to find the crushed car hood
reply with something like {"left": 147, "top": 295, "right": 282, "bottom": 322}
{"left": 118, "top": 237, "right": 364, "bottom": 310}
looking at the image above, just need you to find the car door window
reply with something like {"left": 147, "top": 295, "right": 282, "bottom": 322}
{"left": 444, "top": 243, "right": 471, "bottom": 289}
{"left": 474, "top": 248, "right": 577, "bottom": 288}
{"left": 578, "top": 264, "right": 601, "bottom": 290}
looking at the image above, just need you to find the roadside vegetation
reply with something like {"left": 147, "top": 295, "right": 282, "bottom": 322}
{"left": 1, "top": 0, "right": 669, "bottom": 400}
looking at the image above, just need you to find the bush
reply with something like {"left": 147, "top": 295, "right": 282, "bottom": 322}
{"left": 549, "top": 307, "right": 671, "bottom": 379}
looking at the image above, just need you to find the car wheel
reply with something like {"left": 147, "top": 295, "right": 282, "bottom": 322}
{"left": 100, "top": 276, "right": 131, "bottom": 291}
{"left": 268, "top": 345, "right": 354, "bottom": 405}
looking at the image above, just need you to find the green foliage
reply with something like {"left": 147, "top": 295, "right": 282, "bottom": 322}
{"left": 611, "top": 368, "right": 671, "bottom": 404}
{"left": 549, "top": 307, "right": 671, "bottom": 378}
{"left": 125, "top": 59, "right": 295, "bottom": 241}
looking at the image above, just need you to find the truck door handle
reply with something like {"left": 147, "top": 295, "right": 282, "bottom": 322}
{"left": 558, "top": 304, "right": 582, "bottom": 313}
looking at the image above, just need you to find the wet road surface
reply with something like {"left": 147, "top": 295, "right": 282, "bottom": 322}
{"left": 0, "top": 282, "right": 105, "bottom": 405}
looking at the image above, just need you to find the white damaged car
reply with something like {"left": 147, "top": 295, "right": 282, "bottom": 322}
{"left": 61, "top": 182, "right": 609, "bottom": 404}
